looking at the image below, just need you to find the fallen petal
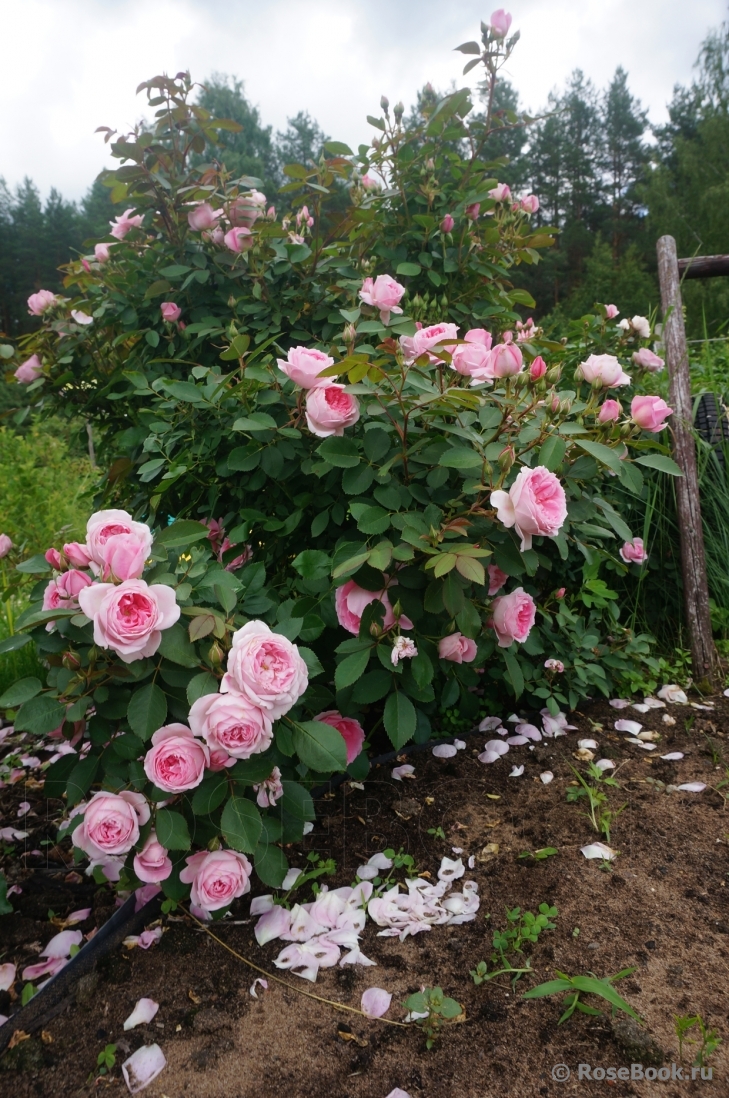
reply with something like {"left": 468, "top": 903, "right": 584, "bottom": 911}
{"left": 595, "top": 759, "right": 616, "bottom": 771}
{"left": 642, "top": 697, "right": 665, "bottom": 709}
{"left": 631, "top": 704, "right": 650, "bottom": 714}
{"left": 361, "top": 987, "right": 392, "bottom": 1018}
{"left": 578, "top": 738, "right": 598, "bottom": 750}
{"left": 453, "top": 739, "right": 466, "bottom": 750}
{"left": 539, "top": 771, "right": 554, "bottom": 784}
{"left": 42, "top": 930, "right": 83, "bottom": 959}
{"left": 662, "top": 714, "right": 676, "bottom": 726}
{"left": 477, "top": 751, "right": 500, "bottom": 764}
{"left": 65, "top": 908, "right": 92, "bottom": 925}
{"left": 385, "top": 1089, "right": 413, "bottom": 1098}
{"left": 484, "top": 739, "right": 509, "bottom": 756}
{"left": 677, "top": 782, "right": 706, "bottom": 792}
{"left": 625, "top": 738, "right": 656, "bottom": 750}
{"left": 391, "top": 764, "right": 415, "bottom": 781}
{"left": 581, "top": 842, "right": 617, "bottom": 861}
{"left": 609, "top": 699, "right": 631, "bottom": 709}
{"left": 659, "top": 752, "right": 684, "bottom": 761}
{"left": 432, "top": 744, "right": 457, "bottom": 759}
{"left": 509, "top": 765, "right": 524, "bottom": 777}
{"left": 123, "top": 998, "right": 159, "bottom": 1031}
{"left": 122, "top": 1043, "right": 166, "bottom": 1094}
{"left": 249, "top": 978, "right": 268, "bottom": 998}
{"left": 0, "top": 964, "right": 16, "bottom": 992}
{"left": 614, "top": 719, "right": 642, "bottom": 735}
{"left": 656, "top": 684, "right": 688, "bottom": 704}
{"left": 478, "top": 716, "right": 503, "bottom": 731}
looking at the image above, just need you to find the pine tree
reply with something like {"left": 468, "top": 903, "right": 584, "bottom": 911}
{"left": 601, "top": 67, "right": 649, "bottom": 257}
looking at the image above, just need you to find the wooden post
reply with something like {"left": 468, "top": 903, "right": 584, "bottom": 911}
{"left": 656, "top": 235, "right": 719, "bottom": 688}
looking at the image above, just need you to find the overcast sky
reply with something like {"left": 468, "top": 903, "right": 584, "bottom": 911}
{"left": 1, "top": 0, "right": 727, "bottom": 203}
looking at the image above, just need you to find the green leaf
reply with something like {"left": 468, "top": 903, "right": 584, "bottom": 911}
{"left": 439, "top": 447, "right": 482, "bottom": 470}
{"left": 291, "top": 720, "right": 348, "bottom": 773}
{"left": 353, "top": 669, "right": 393, "bottom": 703}
{"left": 0, "top": 676, "right": 43, "bottom": 708}
{"left": 396, "top": 262, "right": 422, "bottom": 277}
{"left": 127, "top": 683, "right": 167, "bottom": 740}
{"left": 14, "top": 695, "right": 66, "bottom": 734}
{"left": 186, "top": 671, "right": 220, "bottom": 706}
{"left": 292, "top": 550, "right": 331, "bottom": 579}
{"left": 455, "top": 40, "right": 481, "bottom": 54}
{"left": 112, "top": 732, "right": 144, "bottom": 760}
{"left": 43, "top": 753, "right": 78, "bottom": 799}
{"left": 383, "top": 692, "right": 416, "bottom": 749}
{"left": 569, "top": 977, "right": 642, "bottom": 1022}
{"left": 233, "top": 412, "right": 277, "bottom": 432}
{"left": 0, "top": 633, "right": 32, "bottom": 654}
{"left": 254, "top": 843, "right": 289, "bottom": 888}
{"left": 155, "top": 809, "right": 191, "bottom": 850}
{"left": 574, "top": 440, "right": 623, "bottom": 476}
{"left": 66, "top": 754, "right": 100, "bottom": 807}
{"left": 504, "top": 649, "right": 524, "bottom": 698}
{"left": 635, "top": 453, "right": 683, "bottom": 476}
{"left": 15, "top": 553, "right": 51, "bottom": 574}
{"left": 324, "top": 140, "right": 354, "bottom": 155}
{"left": 157, "top": 623, "right": 199, "bottom": 667}
{"left": 538, "top": 435, "right": 566, "bottom": 471}
{"left": 317, "top": 437, "right": 360, "bottom": 468}
{"left": 335, "top": 648, "right": 371, "bottom": 690}
{"left": 191, "top": 774, "right": 228, "bottom": 815}
{"left": 221, "top": 795, "right": 262, "bottom": 853}
{"left": 280, "top": 780, "right": 315, "bottom": 822}
{"left": 154, "top": 520, "right": 209, "bottom": 548}
{"left": 522, "top": 980, "right": 573, "bottom": 999}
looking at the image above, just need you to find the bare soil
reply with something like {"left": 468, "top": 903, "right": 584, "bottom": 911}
{"left": 2, "top": 695, "right": 729, "bottom": 1098}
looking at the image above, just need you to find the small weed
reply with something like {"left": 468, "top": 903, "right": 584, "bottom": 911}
{"left": 21, "top": 982, "right": 37, "bottom": 1006}
{"left": 96, "top": 1043, "right": 117, "bottom": 1076}
{"left": 427, "top": 827, "right": 446, "bottom": 841}
{"left": 518, "top": 847, "right": 558, "bottom": 861}
{"left": 284, "top": 851, "right": 337, "bottom": 900}
{"left": 703, "top": 735, "right": 723, "bottom": 767}
{"left": 471, "top": 903, "right": 558, "bottom": 987}
{"left": 675, "top": 1014, "right": 722, "bottom": 1066}
{"left": 523, "top": 967, "right": 641, "bottom": 1024}
{"left": 403, "top": 986, "right": 463, "bottom": 1049}
{"left": 567, "top": 763, "right": 626, "bottom": 842}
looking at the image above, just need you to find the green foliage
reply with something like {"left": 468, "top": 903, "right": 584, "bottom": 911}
{"left": 96, "top": 1044, "right": 117, "bottom": 1076}
{"left": 471, "top": 902, "right": 558, "bottom": 986}
{"left": 675, "top": 1013, "right": 723, "bottom": 1067}
{"left": 523, "top": 966, "right": 641, "bottom": 1025}
{"left": 403, "top": 986, "right": 463, "bottom": 1049}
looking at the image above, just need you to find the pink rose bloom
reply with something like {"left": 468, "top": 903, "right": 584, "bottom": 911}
{"left": 85, "top": 509, "right": 153, "bottom": 573}
{"left": 489, "top": 183, "right": 512, "bottom": 202}
{"left": 254, "top": 766, "right": 284, "bottom": 808}
{"left": 205, "top": 517, "right": 225, "bottom": 554}
{"left": 598, "top": 399, "right": 621, "bottom": 423}
{"left": 391, "top": 635, "right": 418, "bottom": 665}
{"left": 544, "top": 658, "right": 565, "bottom": 673}
{"left": 109, "top": 208, "right": 143, "bottom": 239}
{"left": 205, "top": 226, "right": 225, "bottom": 245}
{"left": 520, "top": 195, "right": 539, "bottom": 214}
{"left": 529, "top": 356, "right": 546, "bottom": 380}
{"left": 490, "top": 587, "right": 536, "bottom": 647}
{"left": 188, "top": 691, "right": 273, "bottom": 758}
{"left": 360, "top": 174, "right": 380, "bottom": 191}
{"left": 438, "top": 632, "right": 478, "bottom": 663}
{"left": 27, "top": 290, "right": 57, "bottom": 315}
{"left": 555, "top": 587, "right": 566, "bottom": 599}
{"left": 490, "top": 8, "right": 512, "bottom": 36}
{"left": 488, "top": 342, "right": 523, "bottom": 378}
{"left": 187, "top": 203, "right": 221, "bottom": 231}
{"left": 43, "top": 569, "right": 92, "bottom": 613}
{"left": 605, "top": 304, "right": 619, "bottom": 319}
{"left": 160, "top": 302, "right": 181, "bottom": 323}
{"left": 358, "top": 274, "right": 406, "bottom": 324}
{"left": 94, "top": 242, "right": 112, "bottom": 263}
{"left": 450, "top": 328, "right": 493, "bottom": 376}
{"left": 440, "top": 214, "right": 455, "bottom": 232}
{"left": 487, "top": 563, "right": 508, "bottom": 595}
{"left": 580, "top": 353, "right": 631, "bottom": 387}
{"left": 335, "top": 579, "right": 413, "bottom": 635}
{"left": 632, "top": 348, "right": 665, "bottom": 372}
{"left": 230, "top": 191, "right": 267, "bottom": 227}
{"left": 465, "top": 202, "right": 480, "bottom": 220}
{"left": 64, "top": 541, "right": 93, "bottom": 568}
{"left": 620, "top": 537, "right": 648, "bottom": 564}
{"left": 400, "top": 322, "right": 460, "bottom": 365}
{"left": 0, "top": 534, "right": 13, "bottom": 559}
{"left": 305, "top": 385, "right": 360, "bottom": 437}
{"left": 277, "top": 346, "right": 334, "bottom": 389}
{"left": 143, "top": 724, "right": 209, "bottom": 793}
{"left": 73, "top": 790, "right": 150, "bottom": 859}
{"left": 221, "top": 620, "right": 308, "bottom": 719}
{"left": 631, "top": 395, "right": 673, "bottom": 433}
{"left": 180, "top": 849, "right": 252, "bottom": 912}
{"left": 95, "top": 532, "right": 149, "bottom": 582}
{"left": 491, "top": 465, "right": 567, "bottom": 551}
{"left": 224, "top": 226, "right": 253, "bottom": 252}
{"left": 78, "top": 578, "right": 180, "bottom": 663}
{"left": 15, "top": 354, "right": 43, "bottom": 384}
{"left": 314, "top": 710, "right": 365, "bottom": 764}
{"left": 133, "top": 831, "right": 172, "bottom": 884}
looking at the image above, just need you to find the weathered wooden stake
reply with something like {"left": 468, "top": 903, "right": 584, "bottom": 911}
{"left": 656, "top": 235, "right": 719, "bottom": 688}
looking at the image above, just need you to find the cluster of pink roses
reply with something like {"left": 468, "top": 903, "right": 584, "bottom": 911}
{"left": 277, "top": 346, "right": 361, "bottom": 438}
{"left": 399, "top": 322, "right": 525, "bottom": 382}
{"left": 186, "top": 191, "right": 271, "bottom": 252}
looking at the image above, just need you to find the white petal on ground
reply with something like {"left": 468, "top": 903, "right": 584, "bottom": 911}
{"left": 361, "top": 987, "right": 392, "bottom": 1018}
{"left": 625, "top": 738, "right": 656, "bottom": 750}
{"left": 595, "top": 759, "right": 616, "bottom": 771}
{"left": 516, "top": 723, "right": 542, "bottom": 741}
{"left": 0, "top": 1015, "right": 7, "bottom": 1027}
{"left": 609, "top": 699, "right": 631, "bottom": 709}
{"left": 432, "top": 744, "right": 458, "bottom": 759}
{"left": 65, "top": 908, "right": 91, "bottom": 925}
{"left": 659, "top": 752, "right": 684, "bottom": 761}
{"left": 631, "top": 704, "right": 650, "bottom": 713}
{"left": 123, "top": 998, "right": 159, "bottom": 1031}
{"left": 690, "top": 702, "right": 713, "bottom": 711}
{"left": 724, "top": 688, "right": 729, "bottom": 698}
{"left": 509, "top": 765, "right": 524, "bottom": 777}
{"left": 451, "top": 847, "right": 463, "bottom": 854}
{"left": 507, "top": 713, "right": 520, "bottom": 722}
{"left": 507, "top": 735, "right": 529, "bottom": 746}
{"left": 581, "top": 842, "right": 617, "bottom": 861}
{"left": 122, "top": 1043, "right": 167, "bottom": 1094}
{"left": 467, "top": 855, "right": 476, "bottom": 868}
{"left": 539, "top": 771, "right": 554, "bottom": 784}
{"left": 643, "top": 697, "right": 666, "bottom": 709}
{"left": 42, "top": 930, "right": 83, "bottom": 958}
{"left": 249, "top": 978, "right": 268, "bottom": 998}
{"left": 479, "top": 716, "right": 503, "bottom": 731}
{"left": 614, "top": 719, "right": 642, "bottom": 735}
{"left": 657, "top": 684, "right": 688, "bottom": 704}
{"left": 438, "top": 857, "right": 465, "bottom": 882}
{"left": 385, "top": 1088, "right": 414, "bottom": 1097}
{"left": 477, "top": 750, "right": 501, "bottom": 764}
{"left": 281, "top": 867, "right": 303, "bottom": 890}
{"left": 303, "top": 821, "right": 314, "bottom": 835}
{"left": 349, "top": 781, "right": 365, "bottom": 790}
{"left": 391, "top": 764, "right": 415, "bottom": 781}
{"left": 578, "top": 738, "right": 598, "bottom": 750}
{"left": 662, "top": 714, "right": 676, "bottom": 726}
{"left": 484, "top": 739, "right": 509, "bottom": 756}
{"left": 453, "top": 739, "right": 466, "bottom": 750}
{"left": 677, "top": 782, "right": 706, "bottom": 792}
{"left": 0, "top": 964, "right": 16, "bottom": 992}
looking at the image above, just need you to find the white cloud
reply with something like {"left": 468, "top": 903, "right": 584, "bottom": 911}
{"left": 0, "top": 0, "right": 725, "bottom": 202}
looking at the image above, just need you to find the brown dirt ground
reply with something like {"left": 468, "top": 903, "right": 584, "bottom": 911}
{"left": 2, "top": 694, "right": 729, "bottom": 1098}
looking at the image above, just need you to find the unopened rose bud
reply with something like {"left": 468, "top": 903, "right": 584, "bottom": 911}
{"left": 465, "top": 202, "right": 480, "bottom": 220}
{"left": 498, "top": 446, "right": 515, "bottom": 472}
{"left": 440, "top": 214, "right": 455, "bottom": 233}
{"left": 207, "top": 836, "right": 222, "bottom": 852}
{"left": 559, "top": 399, "right": 572, "bottom": 415}
{"left": 372, "top": 137, "right": 380, "bottom": 149}
{"left": 62, "top": 650, "right": 81, "bottom": 670}
{"left": 555, "top": 587, "right": 566, "bottom": 599}
{"left": 380, "top": 95, "right": 390, "bottom": 112}
{"left": 394, "top": 101, "right": 404, "bottom": 121}
{"left": 572, "top": 366, "right": 583, "bottom": 383}
{"left": 208, "top": 641, "right": 224, "bottom": 666}
{"left": 426, "top": 158, "right": 435, "bottom": 170}
{"left": 343, "top": 323, "right": 357, "bottom": 344}
{"left": 529, "top": 356, "right": 547, "bottom": 380}
{"left": 545, "top": 366, "right": 561, "bottom": 386}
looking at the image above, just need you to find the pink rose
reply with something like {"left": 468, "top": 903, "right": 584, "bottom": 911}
{"left": 94, "top": 243, "right": 112, "bottom": 263}
{"left": 96, "top": 531, "right": 149, "bottom": 582}
{"left": 109, "top": 208, "right": 143, "bottom": 240}
{"left": 620, "top": 538, "right": 648, "bottom": 565}
{"left": 450, "top": 328, "right": 493, "bottom": 376}
{"left": 143, "top": 724, "right": 209, "bottom": 793}
{"left": 180, "top": 849, "right": 252, "bottom": 912}
{"left": 188, "top": 691, "right": 273, "bottom": 758}
{"left": 205, "top": 517, "right": 225, "bottom": 554}
{"left": 305, "top": 385, "right": 360, "bottom": 437}
{"left": 78, "top": 579, "right": 180, "bottom": 663}
{"left": 133, "top": 831, "right": 172, "bottom": 884}
{"left": 489, "top": 183, "right": 512, "bottom": 202}
{"left": 580, "top": 354, "right": 631, "bottom": 387}
{"left": 529, "top": 356, "right": 547, "bottom": 380}
{"left": 314, "top": 710, "right": 365, "bottom": 764}
{"left": 0, "top": 534, "right": 12, "bottom": 559}
{"left": 491, "top": 465, "right": 567, "bottom": 551}
{"left": 631, "top": 395, "right": 673, "bottom": 433}
{"left": 544, "top": 658, "right": 564, "bottom": 673}
{"left": 488, "top": 342, "right": 523, "bottom": 378}
{"left": 490, "top": 587, "right": 536, "bottom": 647}
{"left": 230, "top": 191, "right": 267, "bottom": 227}
{"left": 598, "top": 399, "right": 621, "bottom": 423}
{"left": 254, "top": 766, "right": 284, "bottom": 808}
{"left": 632, "top": 348, "right": 664, "bottom": 372}
{"left": 73, "top": 790, "right": 150, "bottom": 859}
{"left": 360, "top": 174, "right": 379, "bottom": 191}
{"left": 520, "top": 195, "right": 539, "bottom": 214}
{"left": 277, "top": 346, "right": 334, "bottom": 389}
{"left": 400, "top": 322, "right": 461, "bottom": 365}
{"left": 27, "top": 290, "right": 57, "bottom": 315}
{"left": 160, "top": 302, "right": 181, "bottom": 323}
{"left": 187, "top": 203, "right": 221, "bottom": 231}
{"left": 440, "top": 214, "right": 455, "bottom": 232}
{"left": 43, "top": 569, "right": 92, "bottom": 614}
{"left": 335, "top": 579, "right": 413, "bottom": 635}
{"left": 358, "top": 274, "right": 406, "bottom": 324}
{"left": 224, "top": 226, "right": 253, "bottom": 252}
{"left": 490, "top": 9, "right": 512, "bottom": 37}
{"left": 605, "top": 304, "right": 619, "bottom": 319}
{"left": 63, "top": 542, "right": 93, "bottom": 568}
{"left": 487, "top": 563, "right": 508, "bottom": 595}
{"left": 555, "top": 587, "right": 566, "bottom": 599}
{"left": 85, "top": 509, "right": 153, "bottom": 573}
{"left": 15, "top": 354, "right": 43, "bottom": 384}
{"left": 438, "top": 632, "right": 478, "bottom": 663}
{"left": 45, "top": 547, "right": 62, "bottom": 569}
{"left": 221, "top": 621, "right": 308, "bottom": 719}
